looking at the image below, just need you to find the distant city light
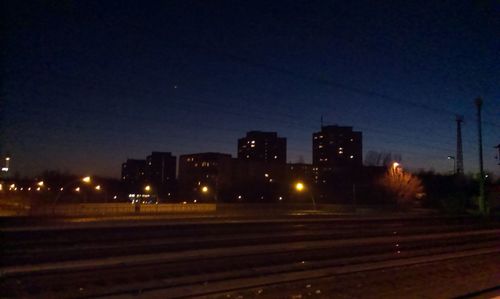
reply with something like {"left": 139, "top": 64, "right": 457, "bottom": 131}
{"left": 144, "top": 185, "right": 151, "bottom": 192}
{"left": 95, "top": 185, "right": 101, "bottom": 191}
{"left": 75, "top": 187, "right": 80, "bottom": 192}
{"left": 201, "top": 186, "right": 209, "bottom": 193}
{"left": 37, "top": 181, "right": 44, "bottom": 187}
{"left": 82, "top": 176, "right": 91, "bottom": 183}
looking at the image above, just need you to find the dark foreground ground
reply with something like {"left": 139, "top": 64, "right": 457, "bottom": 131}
{"left": 1, "top": 214, "right": 499, "bottom": 298}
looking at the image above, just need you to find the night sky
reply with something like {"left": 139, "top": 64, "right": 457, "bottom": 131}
{"left": 2, "top": 0, "right": 499, "bottom": 178}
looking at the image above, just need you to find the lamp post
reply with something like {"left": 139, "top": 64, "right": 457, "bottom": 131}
{"left": 94, "top": 185, "right": 108, "bottom": 202}
{"left": 295, "top": 181, "right": 316, "bottom": 210}
{"left": 475, "top": 97, "right": 487, "bottom": 215}
{"left": 447, "top": 156, "right": 456, "bottom": 174}
{"left": 53, "top": 176, "right": 92, "bottom": 210}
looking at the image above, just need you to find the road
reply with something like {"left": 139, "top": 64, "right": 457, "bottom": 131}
{"left": 1, "top": 215, "right": 499, "bottom": 298}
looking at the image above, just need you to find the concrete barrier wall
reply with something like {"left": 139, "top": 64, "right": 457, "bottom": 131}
{"left": 31, "top": 203, "right": 216, "bottom": 216}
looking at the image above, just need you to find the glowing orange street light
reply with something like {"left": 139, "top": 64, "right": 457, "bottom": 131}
{"left": 144, "top": 185, "right": 151, "bottom": 192}
{"left": 201, "top": 186, "right": 209, "bottom": 193}
{"left": 294, "top": 181, "right": 315, "bottom": 209}
{"left": 82, "top": 176, "right": 91, "bottom": 183}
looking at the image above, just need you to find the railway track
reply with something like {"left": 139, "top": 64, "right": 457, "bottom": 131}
{"left": 1, "top": 216, "right": 498, "bottom": 298}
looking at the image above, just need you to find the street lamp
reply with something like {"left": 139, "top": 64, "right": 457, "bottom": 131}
{"left": 447, "top": 156, "right": 456, "bottom": 174}
{"left": 53, "top": 176, "right": 92, "bottom": 208}
{"left": 295, "top": 182, "right": 304, "bottom": 192}
{"left": 391, "top": 162, "right": 402, "bottom": 176}
{"left": 144, "top": 185, "right": 151, "bottom": 192}
{"left": 201, "top": 186, "right": 209, "bottom": 193}
{"left": 294, "top": 181, "right": 316, "bottom": 210}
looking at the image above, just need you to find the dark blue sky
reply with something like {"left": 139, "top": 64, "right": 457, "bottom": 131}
{"left": 3, "top": 0, "right": 499, "bottom": 177}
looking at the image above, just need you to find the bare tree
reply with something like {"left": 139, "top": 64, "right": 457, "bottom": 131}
{"left": 378, "top": 167, "right": 424, "bottom": 206}
{"left": 365, "top": 151, "right": 402, "bottom": 167}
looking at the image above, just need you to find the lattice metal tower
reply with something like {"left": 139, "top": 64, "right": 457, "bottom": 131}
{"left": 456, "top": 115, "right": 464, "bottom": 174}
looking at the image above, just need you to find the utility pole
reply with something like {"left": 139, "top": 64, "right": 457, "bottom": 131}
{"left": 455, "top": 115, "right": 464, "bottom": 174}
{"left": 495, "top": 144, "right": 500, "bottom": 165}
{"left": 474, "top": 97, "right": 487, "bottom": 215}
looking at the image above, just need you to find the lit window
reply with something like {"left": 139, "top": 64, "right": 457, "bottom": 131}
{"left": 246, "top": 155, "right": 250, "bottom": 158}
{"left": 251, "top": 140, "right": 255, "bottom": 144}
{"left": 350, "top": 155, "right": 354, "bottom": 159}
{"left": 319, "top": 135, "right": 323, "bottom": 139}
{"left": 250, "top": 144, "right": 255, "bottom": 148}
{"left": 274, "top": 155, "right": 278, "bottom": 159}
{"left": 318, "top": 145, "right": 323, "bottom": 149}
{"left": 264, "top": 173, "right": 269, "bottom": 177}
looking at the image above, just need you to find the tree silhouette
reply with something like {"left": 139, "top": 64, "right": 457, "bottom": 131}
{"left": 378, "top": 166, "right": 424, "bottom": 206}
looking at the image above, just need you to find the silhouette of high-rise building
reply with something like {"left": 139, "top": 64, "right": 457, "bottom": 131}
{"left": 312, "top": 125, "right": 362, "bottom": 170}
{"left": 121, "top": 159, "right": 146, "bottom": 183}
{"left": 121, "top": 159, "right": 147, "bottom": 194}
{"left": 237, "top": 131, "right": 286, "bottom": 164}
{"left": 146, "top": 152, "right": 176, "bottom": 199}
{"left": 178, "top": 153, "right": 233, "bottom": 201}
